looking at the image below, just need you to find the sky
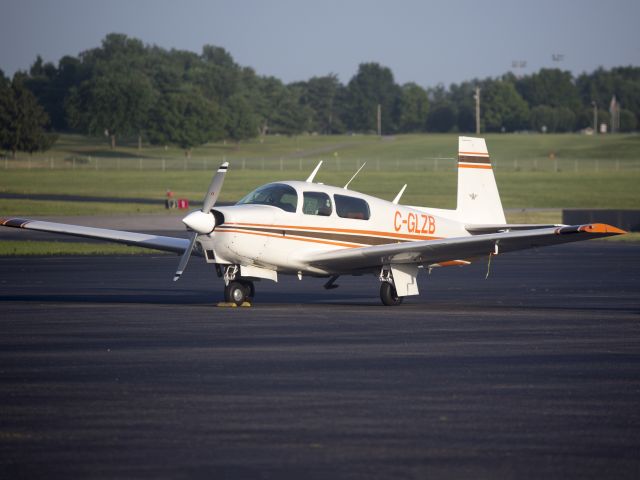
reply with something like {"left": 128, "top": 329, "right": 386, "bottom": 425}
{"left": 1, "top": 0, "right": 639, "bottom": 88}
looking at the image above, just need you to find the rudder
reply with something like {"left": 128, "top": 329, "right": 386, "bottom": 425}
{"left": 456, "top": 136, "right": 506, "bottom": 224}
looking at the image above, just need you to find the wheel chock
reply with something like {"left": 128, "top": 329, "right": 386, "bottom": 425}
{"left": 216, "top": 301, "right": 253, "bottom": 308}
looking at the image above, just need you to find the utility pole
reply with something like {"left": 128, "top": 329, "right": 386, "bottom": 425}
{"left": 474, "top": 87, "right": 481, "bottom": 135}
{"left": 377, "top": 104, "right": 382, "bottom": 137}
{"left": 592, "top": 101, "right": 598, "bottom": 134}
{"left": 609, "top": 95, "right": 619, "bottom": 134}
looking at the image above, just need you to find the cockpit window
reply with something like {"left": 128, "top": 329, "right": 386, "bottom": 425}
{"left": 334, "top": 194, "right": 370, "bottom": 220}
{"left": 303, "top": 192, "right": 332, "bottom": 216}
{"left": 236, "top": 183, "right": 298, "bottom": 212}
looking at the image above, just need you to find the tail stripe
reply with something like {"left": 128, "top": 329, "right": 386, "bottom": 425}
{"left": 458, "top": 155, "right": 491, "bottom": 165}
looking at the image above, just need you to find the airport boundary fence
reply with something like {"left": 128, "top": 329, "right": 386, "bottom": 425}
{"left": 2, "top": 155, "right": 639, "bottom": 173}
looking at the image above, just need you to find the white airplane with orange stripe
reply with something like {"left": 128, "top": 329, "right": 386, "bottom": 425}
{"left": 0, "top": 137, "right": 626, "bottom": 306}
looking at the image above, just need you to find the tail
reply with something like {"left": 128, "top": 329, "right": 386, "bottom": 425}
{"left": 456, "top": 136, "right": 506, "bottom": 225}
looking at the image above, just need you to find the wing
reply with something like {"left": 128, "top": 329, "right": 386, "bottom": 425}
{"left": 305, "top": 223, "right": 626, "bottom": 273}
{"left": 1, "top": 217, "right": 191, "bottom": 254}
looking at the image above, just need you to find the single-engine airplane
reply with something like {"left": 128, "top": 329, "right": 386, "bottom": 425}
{"left": 0, "top": 137, "right": 626, "bottom": 306}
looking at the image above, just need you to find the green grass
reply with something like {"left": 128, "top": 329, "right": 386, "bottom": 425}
{"left": 0, "top": 169, "right": 637, "bottom": 214}
{"left": 6, "top": 132, "right": 640, "bottom": 162}
{"left": 2, "top": 133, "right": 638, "bottom": 213}
{"left": 0, "top": 241, "right": 168, "bottom": 256}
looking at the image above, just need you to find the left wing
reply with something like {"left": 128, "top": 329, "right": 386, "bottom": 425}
{"left": 305, "top": 223, "right": 626, "bottom": 273}
{"left": 1, "top": 217, "right": 191, "bottom": 254}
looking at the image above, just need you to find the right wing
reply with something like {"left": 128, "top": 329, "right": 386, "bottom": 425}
{"left": 305, "top": 223, "right": 626, "bottom": 273}
{"left": 1, "top": 217, "right": 191, "bottom": 254}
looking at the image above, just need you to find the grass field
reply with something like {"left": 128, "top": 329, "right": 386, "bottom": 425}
{"left": 0, "top": 169, "right": 638, "bottom": 215}
{"left": 5, "top": 132, "right": 640, "bottom": 162}
{"left": 0, "top": 241, "right": 160, "bottom": 256}
{"left": 1, "top": 133, "right": 638, "bottom": 254}
{"left": 2, "top": 133, "right": 638, "bottom": 211}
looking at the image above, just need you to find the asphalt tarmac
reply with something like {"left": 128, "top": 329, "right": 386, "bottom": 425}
{"left": 1, "top": 242, "right": 639, "bottom": 479}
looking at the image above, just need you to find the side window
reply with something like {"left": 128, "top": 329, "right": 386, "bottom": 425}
{"left": 303, "top": 192, "right": 332, "bottom": 216}
{"left": 334, "top": 194, "right": 370, "bottom": 220}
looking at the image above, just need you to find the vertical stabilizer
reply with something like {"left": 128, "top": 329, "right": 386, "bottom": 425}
{"left": 456, "top": 137, "right": 506, "bottom": 224}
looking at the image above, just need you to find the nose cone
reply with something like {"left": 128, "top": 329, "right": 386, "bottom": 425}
{"left": 182, "top": 210, "right": 215, "bottom": 234}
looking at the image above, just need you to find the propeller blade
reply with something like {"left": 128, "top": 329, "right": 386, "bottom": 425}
{"left": 174, "top": 161, "right": 228, "bottom": 281}
{"left": 173, "top": 232, "right": 198, "bottom": 281}
{"left": 202, "top": 161, "right": 229, "bottom": 213}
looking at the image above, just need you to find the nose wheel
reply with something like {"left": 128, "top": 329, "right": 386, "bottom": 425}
{"left": 224, "top": 280, "right": 255, "bottom": 306}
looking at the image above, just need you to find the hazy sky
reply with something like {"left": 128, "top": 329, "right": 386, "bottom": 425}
{"left": 1, "top": 0, "right": 639, "bottom": 87}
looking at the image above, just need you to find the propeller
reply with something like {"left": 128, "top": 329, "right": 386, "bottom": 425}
{"left": 173, "top": 161, "right": 228, "bottom": 281}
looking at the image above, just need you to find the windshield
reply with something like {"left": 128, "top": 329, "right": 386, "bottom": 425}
{"left": 236, "top": 183, "right": 298, "bottom": 212}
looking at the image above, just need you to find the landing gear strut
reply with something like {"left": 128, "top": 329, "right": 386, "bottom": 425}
{"left": 222, "top": 265, "right": 254, "bottom": 306}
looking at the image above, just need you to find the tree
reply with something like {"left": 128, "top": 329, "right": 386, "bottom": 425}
{"left": 482, "top": 80, "right": 529, "bottom": 132}
{"left": 0, "top": 73, "right": 14, "bottom": 152}
{"left": 397, "top": 83, "right": 429, "bottom": 132}
{"left": 147, "top": 90, "right": 224, "bottom": 155}
{"left": 529, "top": 106, "right": 576, "bottom": 133}
{"left": 66, "top": 70, "right": 154, "bottom": 148}
{"left": 249, "top": 77, "right": 311, "bottom": 136}
{"left": 225, "top": 94, "right": 258, "bottom": 142}
{"left": 577, "top": 67, "right": 640, "bottom": 128}
{"left": 448, "top": 80, "right": 480, "bottom": 132}
{"left": 619, "top": 109, "right": 637, "bottom": 132}
{"left": 272, "top": 84, "right": 312, "bottom": 135}
{"left": 0, "top": 75, "right": 56, "bottom": 157}
{"left": 530, "top": 106, "right": 557, "bottom": 132}
{"left": 299, "top": 74, "right": 345, "bottom": 134}
{"left": 555, "top": 107, "right": 576, "bottom": 132}
{"left": 516, "top": 68, "right": 581, "bottom": 111}
{"left": 345, "top": 63, "right": 400, "bottom": 133}
{"left": 426, "top": 103, "right": 456, "bottom": 132}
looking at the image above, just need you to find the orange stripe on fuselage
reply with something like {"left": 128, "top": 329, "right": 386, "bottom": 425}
{"left": 216, "top": 228, "right": 363, "bottom": 248}
{"left": 222, "top": 222, "right": 442, "bottom": 242}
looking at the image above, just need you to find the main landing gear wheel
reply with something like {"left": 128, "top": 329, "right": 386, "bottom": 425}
{"left": 225, "top": 281, "right": 248, "bottom": 306}
{"left": 380, "top": 282, "right": 403, "bottom": 306}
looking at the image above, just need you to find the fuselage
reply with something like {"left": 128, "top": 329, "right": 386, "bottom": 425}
{"left": 206, "top": 181, "right": 469, "bottom": 275}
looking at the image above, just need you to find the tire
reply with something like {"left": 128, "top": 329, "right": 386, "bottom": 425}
{"left": 380, "top": 282, "right": 403, "bottom": 306}
{"left": 225, "top": 281, "right": 247, "bottom": 306}
{"left": 239, "top": 280, "right": 255, "bottom": 299}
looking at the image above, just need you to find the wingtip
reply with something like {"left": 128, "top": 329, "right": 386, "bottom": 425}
{"left": 556, "top": 223, "right": 628, "bottom": 236}
{"left": 581, "top": 223, "right": 627, "bottom": 235}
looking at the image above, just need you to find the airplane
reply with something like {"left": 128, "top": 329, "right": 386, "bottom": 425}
{"left": 0, "top": 137, "right": 626, "bottom": 306}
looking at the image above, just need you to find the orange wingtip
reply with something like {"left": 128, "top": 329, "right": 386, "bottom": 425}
{"left": 579, "top": 223, "right": 627, "bottom": 234}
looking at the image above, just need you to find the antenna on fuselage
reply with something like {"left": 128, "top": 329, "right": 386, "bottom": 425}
{"left": 392, "top": 184, "right": 407, "bottom": 204}
{"left": 343, "top": 162, "right": 366, "bottom": 189}
{"left": 306, "top": 160, "right": 323, "bottom": 183}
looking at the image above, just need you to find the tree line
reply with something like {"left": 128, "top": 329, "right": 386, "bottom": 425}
{"left": 1, "top": 33, "right": 639, "bottom": 155}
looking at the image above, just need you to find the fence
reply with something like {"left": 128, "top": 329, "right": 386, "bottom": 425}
{"left": 2, "top": 155, "right": 640, "bottom": 173}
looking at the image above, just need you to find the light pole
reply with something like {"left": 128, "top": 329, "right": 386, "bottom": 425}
{"left": 511, "top": 60, "right": 527, "bottom": 78}
{"left": 592, "top": 101, "right": 598, "bottom": 134}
